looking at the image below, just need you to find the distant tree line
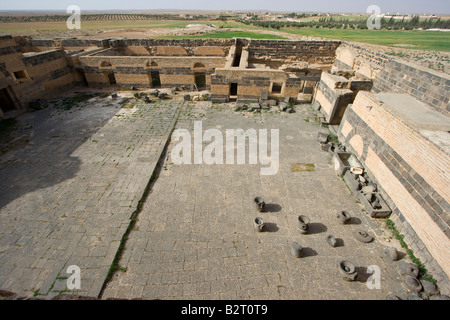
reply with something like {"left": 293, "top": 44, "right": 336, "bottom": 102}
{"left": 0, "top": 14, "right": 207, "bottom": 23}
{"left": 237, "top": 15, "right": 450, "bottom": 30}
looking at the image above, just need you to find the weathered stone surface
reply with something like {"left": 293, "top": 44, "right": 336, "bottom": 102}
{"left": 421, "top": 280, "right": 439, "bottom": 295}
{"left": 0, "top": 96, "right": 181, "bottom": 297}
{"left": 260, "top": 90, "right": 269, "bottom": 100}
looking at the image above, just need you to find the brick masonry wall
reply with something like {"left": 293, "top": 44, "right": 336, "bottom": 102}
{"left": 333, "top": 43, "right": 449, "bottom": 116}
{"left": 373, "top": 59, "right": 450, "bottom": 116}
{"left": 338, "top": 91, "right": 450, "bottom": 294}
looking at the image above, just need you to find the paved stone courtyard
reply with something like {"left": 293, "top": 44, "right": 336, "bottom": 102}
{"left": 0, "top": 92, "right": 410, "bottom": 299}
{"left": 0, "top": 92, "right": 181, "bottom": 297}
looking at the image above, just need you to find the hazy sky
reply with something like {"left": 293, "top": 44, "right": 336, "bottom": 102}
{"left": 0, "top": 0, "right": 449, "bottom": 14}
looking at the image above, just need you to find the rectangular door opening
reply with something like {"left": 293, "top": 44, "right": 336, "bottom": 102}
{"left": 103, "top": 71, "right": 116, "bottom": 85}
{"left": 0, "top": 87, "right": 17, "bottom": 113}
{"left": 148, "top": 71, "right": 161, "bottom": 88}
{"left": 229, "top": 82, "right": 238, "bottom": 101}
{"left": 194, "top": 72, "right": 206, "bottom": 90}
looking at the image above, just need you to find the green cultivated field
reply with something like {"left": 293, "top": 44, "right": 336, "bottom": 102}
{"left": 281, "top": 27, "right": 450, "bottom": 51}
{"left": 0, "top": 19, "right": 448, "bottom": 51}
{"left": 160, "top": 30, "right": 287, "bottom": 39}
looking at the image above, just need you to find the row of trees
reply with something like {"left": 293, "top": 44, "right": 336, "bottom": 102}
{"left": 238, "top": 15, "right": 450, "bottom": 30}
{"left": 0, "top": 14, "right": 205, "bottom": 23}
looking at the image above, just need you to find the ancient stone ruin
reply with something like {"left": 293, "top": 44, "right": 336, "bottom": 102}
{"left": 0, "top": 34, "right": 449, "bottom": 297}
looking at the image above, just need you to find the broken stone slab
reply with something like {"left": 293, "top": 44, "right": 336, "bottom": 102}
{"left": 332, "top": 152, "right": 362, "bottom": 176}
{"left": 343, "top": 170, "right": 363, "bottom": 196}
{"left": 321, "top": 143, "right": 332, "bottom": 152}
{"left": 284, "top": 96, "right": 291, "bottom": 103}
{"left": 326, "top": 234, "right": 337, "bottom": 247}
{"left": 317, "top": 131, "right": 329, "bottom": 144}
{"left": 249, "top": 103, "right": 260, "bottom": 110}
{"left": 267, "top": 99, "right": 277, "bottom": 106}
{"left": 361, "top": 184, "right": 376, "bottom": 193}
{"left": 421, "top": 280, "right": 439, "bottom": 295}
{"left": 312, "top": 101, "right": 321, "bottom": 111}
{"left": 235, "top": 103, "right": 247, "bottom": 111}
{"left": 260, "top": 90, "right": 269, "bottom": 100}
{"left": 259, "top": 100, "right": 269, "bottom": 109}
{"left": 279, "top": 102, "right": 288, "bottom": 112}
{"left": 158, "top": 92, "right": 168, "bottom": 100}
{"left": 183, "top": 94, "right": 190, "bottom": 101}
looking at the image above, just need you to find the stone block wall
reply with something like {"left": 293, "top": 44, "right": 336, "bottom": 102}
{"left": 211, "top": 68, "right": 290, "bottom": 102}
{"left": 79, "top": 54, "right": 225, "bottom": 88}
{"left": 333, "top": 43, "right": 390, "bottom": 79}
{"left": 17, "top": 50, "right": 75, "bottom": 104}
{"left": 338, "top": 91, "right": 450, "bottom": 294}
{"left": 373, "top": 59, "right": 450, "bottom": 116}
{"left": 247, "top": 40, "right": 341, "bottom": 65}
{"left": 314, "top": 72, "right": 355, "bottom": 124}
{"left": 109, "top": 39, "right": 233, "bottom": 57}
{"left": 0, "top": 35, "right": 27, "bottom": 78}
{"left": 0, "top": 36, "right": 76, "bottom": 111}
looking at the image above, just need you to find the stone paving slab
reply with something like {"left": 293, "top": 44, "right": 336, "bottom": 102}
{"left": 102, "top": 102, "right": 407, "bottom": 300}
{"left": 0, "top": 95, "right": 182, "bottom": 297}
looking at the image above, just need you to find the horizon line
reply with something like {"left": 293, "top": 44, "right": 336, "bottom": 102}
{"left": 0, "top": 9, "right": 449, "bottom": 15}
